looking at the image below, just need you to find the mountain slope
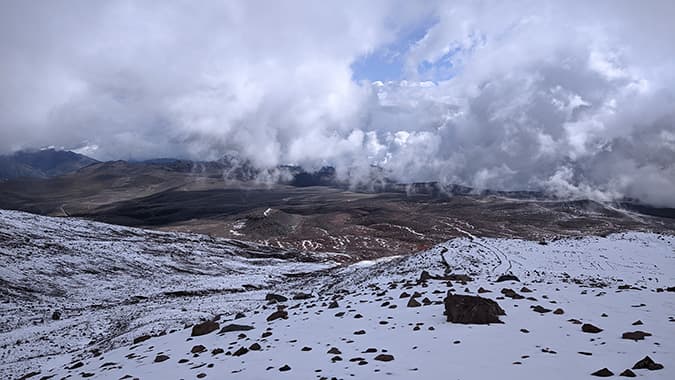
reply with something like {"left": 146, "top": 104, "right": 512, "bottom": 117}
{"left": 0, "top": 149, "right": 98, "bottom": 180}
{"left": 0, "top": 209, "right": 340, "bottom": 378}
{"left": 1, "top": 210, "right": 673, "bottom": 379}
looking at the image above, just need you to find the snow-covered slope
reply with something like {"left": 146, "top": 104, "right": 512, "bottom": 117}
{"left": 1, "top": 210, "right": 674, "bottom": 379}
{"left": 0, "top": 210, "right": 339, "bottom": 379}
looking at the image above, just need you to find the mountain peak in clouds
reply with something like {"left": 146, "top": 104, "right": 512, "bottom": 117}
{"left": 0, "top": 148, "right": 98, "bottom": 180}
{"left": 0, "top": 1, "right": 674, "bottom": 206}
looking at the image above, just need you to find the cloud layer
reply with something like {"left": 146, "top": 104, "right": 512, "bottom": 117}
{"left": 1, "top": 1, "right": 674, "bottom": 206}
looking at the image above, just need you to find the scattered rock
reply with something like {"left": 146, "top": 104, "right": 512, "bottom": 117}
{"left": 279, "top": 365, "right": 291, "bottom": 372}
{"left": 632, "top": 356, "right": 663, "bottom": 370}
{"left": 621, "top": 331, "right": 652, "bottom": 341}
{"left": 249, "top": 343, "right": 262, "bottom": 351}
{"left": 531, "top": 305, "right": 552, "bottom": 313}
{"left": 51, "top": 311, "right": 61, "bottom": 321}
{"left": 443, "top": 293, "right": 505, "bottom": 324}
{"left": 477, "top": 287, "right": 491, "bottom": 293}
{"left": 133, "top": 335, "right": 151, "bottom": 344}
{"left": 327, "top": 347, "right": 341, "bottom": 355}
{"left": 619, "top": 369, "right": 636, "bottom": 377}
{"left": 292, "top": 292, "right": 312, "bottom": 300}
{"left": 631, "top": 320, "right": 643, "bottom": 326}
{"left": 67, "top": 362, "right": 84, "bottom": 370}
{"left": 328, "top": 300, "right": 339, "bottom": 309}
{"left": 232, "top": 347, "right": 249, "bottom": 357}
{"left": 501, "top": 288, "right": 524, "bottom": 299}
{"left": 496, "top": 274, "right": 520, "bottom": 282}
{"left": 374, "top": 354, "right": 394, "bottom": 362}
{"left": 407, "top": 297, "right": 421, "bottom": 308}
{"left": 591, "top": 368, "right": 614, "bottom": 377}
{"left": 191, "top": 345, "right": 206, "bottom": 353}
{"left": 266, "top": 293, "right": 288, "bottom": 303}
{"left": 191, "top": 320, "right": 219, "bottom": 337}
{"left": 266, "top": 309, "right": 289, "bottom": 322}
{"left": 154, "top": 354, "right": 170, "bottom": 363}
{"left": 219, "top": 324, "right": 254, "bottom": 334}
{"left": 582, "top": 323, "right": 603, "bottom": 333}
{"left": 354, "top": 330, "right": 366, "bottom": 335}
{"left": 553, "top": 308, "right": 564, "bottom": 315}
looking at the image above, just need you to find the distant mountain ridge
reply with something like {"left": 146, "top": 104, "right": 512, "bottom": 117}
{"left": 0, "top": 148, "right": 99, "bottom": 180}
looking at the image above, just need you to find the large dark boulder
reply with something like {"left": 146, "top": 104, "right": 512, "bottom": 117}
{"left": 443, "top": 292, "right": 505, "bottom": 324}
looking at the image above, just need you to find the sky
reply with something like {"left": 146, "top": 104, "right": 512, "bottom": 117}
{"left": 1, "top": 0, "right": 674, "bottom": 206}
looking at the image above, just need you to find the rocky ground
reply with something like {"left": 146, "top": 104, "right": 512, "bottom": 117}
{"left": 1, "top": 160, "right": 674, "bottom": 261}
{"left": 1, "top": 210, "right": 673, "bottom": 379}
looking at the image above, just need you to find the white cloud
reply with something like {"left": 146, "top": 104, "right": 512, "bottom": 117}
{"left": 0, "top": 0, "right": 674, "bottom": 206}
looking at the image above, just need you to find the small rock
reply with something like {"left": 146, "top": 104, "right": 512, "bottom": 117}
{"left": 133, "top": 335, "right": 151, "bottom": 344}
{"left": 191, "top": 321, "right": 219, "bottom": 337}
{"left": 293, "top": 292, "right": 312, "bottom": 300}
{"left": 582, "top": 323, "right": 603, "bottom": 333}
{"left": 232, "top": 347, "right": 249, "bottom": 356}
{"left": 531, "top": 305, "right": 552, "bottom": 313}
{"left": 249, "top": 343, "right": 262, "bottom": 351}
{"left": 374, "top": 354, "right": 394, "bottom": 362}
{"left": 266, "top": 293, "right": 288, "bottom": 303}
{"left": 621, "top": 331, "right": 652, "bottom": 341}
{"left": 632, "top": 356, "right": 664, "bottom": 370}
{"left": 191, "top": 345, "right": 206, "bottom": 353}
{"left": 407, "top": 297, "right": 421, "bottom": 308}
{"left": 279, "top": 364, "right": 291, "bottom": 372}
{"left": 219, "top": 324, "right": 254, "bottom": 334}
{"left": 552, "top": 308, "right": 564, "bottom": 315}
{"left": 619, "top": 369, "right": 636, "bottom": 377}
{"left": 327, "top": 347, "right": 341, "bottom": 355}
{"left": 154, "top": 354, "right": 170, "bottom": 363}
{"left": 496, "top": 274, "right": 520, "bottom": 282}
{"left": 591, "top": 368, "right": 614, "bottom": 377}
{"left": 266, "top": 309, "right": 288, "bottom": 322}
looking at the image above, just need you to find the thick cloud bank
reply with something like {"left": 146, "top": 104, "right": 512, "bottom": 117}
{"left": 1, "top": 1, "right": 674, "bottom": 206}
